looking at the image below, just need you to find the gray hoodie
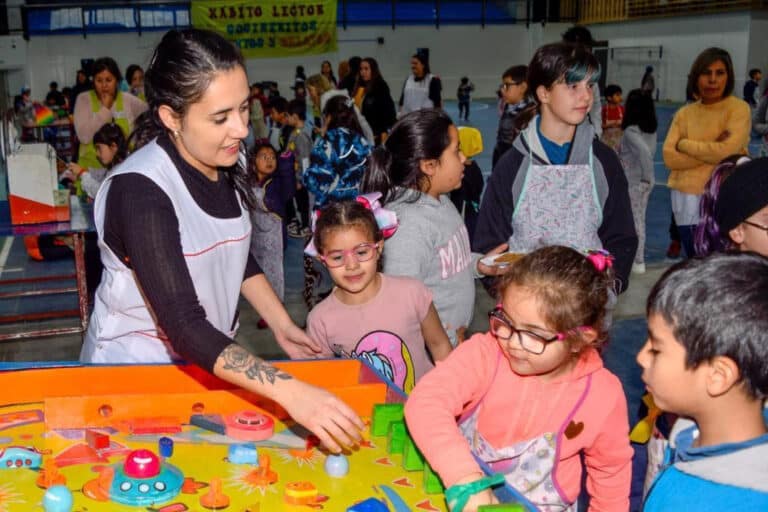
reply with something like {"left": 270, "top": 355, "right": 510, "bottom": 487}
{"left": 383, "top": 188, "right": 474, "bottom": 345}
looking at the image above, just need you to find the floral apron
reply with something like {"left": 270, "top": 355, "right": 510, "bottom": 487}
{"left": 458, "top": 354, "right": 592, "bottom": 511}
{"left": 507, "top": 149, "right": 602, "bottom": 253}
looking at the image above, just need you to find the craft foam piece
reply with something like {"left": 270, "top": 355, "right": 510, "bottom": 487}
{"left": 422, "top": 463, "right": 444, "bottom": 494}
{"left": 478, "top": 505, "right": 527, "bottom": 511}
{"left": 402, "top": 436, "right": 424, "bottom": 471}
{"left": 371, "top": 403, "right": 404, "bottom": 437}
{"left": 387, "top": 420, "right": 407, "bottom": 454}
{"left": 85, "top": 429, "right": 109, "bottom": 450}
{"left": 346, "top": 497, "right": 390, "bottom": 511}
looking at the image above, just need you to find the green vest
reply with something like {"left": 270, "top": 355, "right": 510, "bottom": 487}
{"left": 78, "top": 90, "right": 130, "bottom": 169}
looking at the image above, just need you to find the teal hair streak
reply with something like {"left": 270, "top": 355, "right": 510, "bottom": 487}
{"left": 565, "top": 63, "right": 602, "bottom": 85}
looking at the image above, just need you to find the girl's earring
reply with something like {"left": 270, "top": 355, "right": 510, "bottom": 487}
{"left": 172, "top": 130, "right": 181, "bottom": 140}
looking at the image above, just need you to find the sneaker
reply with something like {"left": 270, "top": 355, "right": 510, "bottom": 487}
{"left": 666, "top": 240, "right": 681, "bottom": 259}
{"left": 299, "top": 227, "right": 312, "bottom": 238}
{"left": 632, "top": 262, "right": 646, "bottom": 274}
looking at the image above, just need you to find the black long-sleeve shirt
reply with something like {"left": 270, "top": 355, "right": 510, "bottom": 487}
{"left": 102, "top": 136, "right": 261, "bottom": 371}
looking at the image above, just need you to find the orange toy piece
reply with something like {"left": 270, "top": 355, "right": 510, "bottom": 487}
{"left": 36, "top": 459, "right": 66, "bottom": 489}
{"left": 243, "top": 454, "right": 278, "bottom": 487}
{"left": 199, "top": 477, "right": 230, "bottom": 510}
{"left": 284, "top": 481, "right": 319, "bottom": 505}
{"left": 82, "top": 466, "right": 114, "bottom": 501}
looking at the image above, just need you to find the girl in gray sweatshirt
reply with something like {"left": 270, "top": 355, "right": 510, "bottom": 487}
{"left": 618, "top": 89, "right": 658, "bottom": 274}
{"left": 361, "top": 109, "right": 475, "bottom": 346}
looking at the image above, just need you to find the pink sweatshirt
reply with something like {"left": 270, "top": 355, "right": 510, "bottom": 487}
{"left": 405, "top": 332, "right": 632, "bottom": 511}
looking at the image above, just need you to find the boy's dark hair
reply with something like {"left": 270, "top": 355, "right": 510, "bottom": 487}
{"left": 749, "top": 68, "right": 761, "bottom": 79}
{"left": 647, "top": 252, "right": 768, "bottom": 399}
{"left": 622, "top": 88, "right": 657, "bottom": 133}
{"left": 49, "top": 81, "right": 58, "bottom": 89}
{"left": 687, "top": 47, "right": 735, "bottom": 99}
{"left": 460, "top": 76, "right": 469, "bottom": 84}
{"left": 286, "top": 99, "right": 306, "bottom": 120}
{"left": 604, "top": 84, "right": 622, "bottom": 98}
{"left": 269, "top": 96, "right": 288, "bottom": 113}
{"left": 502, "top": 65, "right": 528, "bottom": 84}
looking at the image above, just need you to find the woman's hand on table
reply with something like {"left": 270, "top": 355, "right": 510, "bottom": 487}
{"left": 279, "top": 379, "right": 364, "bottom": 454}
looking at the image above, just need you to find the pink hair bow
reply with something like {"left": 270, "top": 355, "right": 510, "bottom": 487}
{"left": 586, "top": 249, "right": 614, "bottom": 272}
{"left": 304, "top": 193, "right": 399, "bottom": 257}
{"left": 355, "top": 192, "right": 399, "bottom": 239}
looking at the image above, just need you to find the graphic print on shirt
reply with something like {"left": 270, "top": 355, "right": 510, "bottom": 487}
{"left": 438, "top": 225, "right": 472, "bottom": 280}
{"left": 331, "top": 330, "right": 416, "bottom": 392}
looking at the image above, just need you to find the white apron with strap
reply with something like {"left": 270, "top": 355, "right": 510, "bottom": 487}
{"left": 458, "top": 353, "right": 592, "bottom": 511}
{"left": 402, "top": 74, "right": 435, "bottom": 114}
{"left": 507, "top": 146, "right": 602, "bottom": 254}
{"left": 81, "top": 140, "right": 251, "bottom": 363}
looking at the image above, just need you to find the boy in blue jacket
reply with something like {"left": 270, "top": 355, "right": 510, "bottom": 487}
{"left": 637, "top": 252, "right": 768, "bottom": 511}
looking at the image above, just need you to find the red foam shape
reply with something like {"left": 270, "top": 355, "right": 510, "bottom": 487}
{"left": 54, "top": 443, "right": 109, "bottom": 468}
{"left": 85, "top": 429, "right": 110, "bottom": 450}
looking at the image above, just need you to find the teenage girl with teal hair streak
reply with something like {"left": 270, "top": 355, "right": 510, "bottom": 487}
{"left": 473, "top": 42, "right": 637, "bottom": 296}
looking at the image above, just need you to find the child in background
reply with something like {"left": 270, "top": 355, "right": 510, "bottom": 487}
{"left": 493, "top": 65, "right": 529, "bottom": 168}
{"left": 638, "top": 253, "right": 768, "bottom": 510}
{"left": 303, "top": 197, "right": 452, "bottom": 391}
{"left": 450, "top": 126, "right": 485, "bottom": 242}
{"left": 405, "top": 246, "right": 632, "bottom": 511}
{"left": 601, "top": 84, "right": 624, "bottom": 151}
{"left": 303, "top": 95, "right": 371, "bottom": 210}
{"left": 64, "top": 122, "right": 128, "bottom": 200}
{"left": 618, "top": 89, "right": 658, "bottom": 274}
{"left": 267, "top": 96, "right": 290, "bottom": 152}
{"left": 456, "top": 76, "right": 475, "bottom": 122}
{"left": 247, "top": 142, "right": 296, "bottom": 309}
{"left": 302, "top": 95, "right": 372, "bottom": 310}
{"left": 285, "top": 99, "right": 313, "bottom": 239}
{"left": 474, "top": 43, "right": 637, "bottom": 295}
{"left": 362, "top": 109, "right": 481, "bottom": 346}
{"left": 705, "top": 156, "right": 768, "bottom": 256}
{"left": 693, "top": 155, "right": 750, "bottom": 256}
{"left": 743, "top": 68, "right": 761, "bottom": 107}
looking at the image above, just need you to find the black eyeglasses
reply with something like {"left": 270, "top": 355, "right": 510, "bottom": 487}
{"left": 743, "top": 220, "right": 768, "bottom": 234}
{"left": 500, "top": 82, "right": 521, "bottom": 91}
{"left": 488, "top": 306, "right": 588, "bottom": 355}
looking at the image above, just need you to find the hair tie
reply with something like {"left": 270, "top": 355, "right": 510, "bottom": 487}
{"left": 586, "top": 249, "right": 614, "bottom": 272}
{"left": 304, "top": 192, "right": 399, "bottom": 257}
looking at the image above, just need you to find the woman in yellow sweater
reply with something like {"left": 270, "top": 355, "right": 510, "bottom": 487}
{"left": 663, "top": 47, "right": 751, "bottom": 258}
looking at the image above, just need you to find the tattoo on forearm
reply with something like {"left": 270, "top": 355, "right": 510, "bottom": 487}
{"left": 220, "top": 344, "right": 292, "bottom": 385}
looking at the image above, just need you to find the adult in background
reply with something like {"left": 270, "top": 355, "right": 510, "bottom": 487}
{"left": 80, "top": 28, "right": 363, "bottom": 452}
{"left": 399, "top": 53, "right": 442, "bottom": 116}
{"left": 641, "top": 65, "right": 656, "bottom": 98}
{"left": 353, "top": 57, "right": 396, "bottom": 145}
{"left": 562, "top": 25, "right": 602, "bottom": 138}
{"left": 320, "top": 60, "right": 337, "bottom": 87}
{"left": 338, "top": 56, "right": 361, "bottom": 95}
{"left": 73, "top": 57, "right": 146, "bottom": 169}
{"left": 663, "top": 47, "right": 751, "bottom": 258}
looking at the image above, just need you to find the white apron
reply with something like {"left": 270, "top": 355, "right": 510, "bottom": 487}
{"left": 81, "top": 140, "right": 251, "bottom": 363}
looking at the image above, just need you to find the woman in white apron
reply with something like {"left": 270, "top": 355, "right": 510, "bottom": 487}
{"left": 80, "top": 28, "right": 363, "bottom": 453}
